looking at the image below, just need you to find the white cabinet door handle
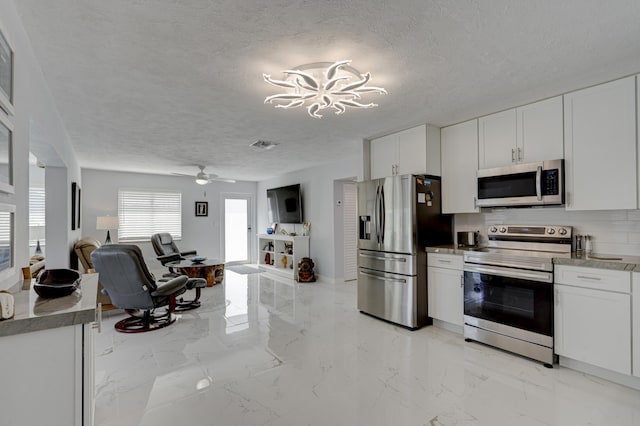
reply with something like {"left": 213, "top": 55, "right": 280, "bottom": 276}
{"left": 92, "top": 303, "right": 102, "bottom": 333}
{"left": 577, "top": 275, "right": 601, "bottom": 281}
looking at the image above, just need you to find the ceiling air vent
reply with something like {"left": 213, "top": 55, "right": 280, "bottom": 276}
{"left": 250, "top": 140, "right": 279, "bottom": 150}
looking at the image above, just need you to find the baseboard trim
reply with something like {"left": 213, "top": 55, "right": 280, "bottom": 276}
{"left": 559, "top": 356, "right": 640, "bottom": 391}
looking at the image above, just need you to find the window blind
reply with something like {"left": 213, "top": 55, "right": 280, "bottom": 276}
{"left": 0, "top": 211, "right": 11, "bottom": 245}
{"left": 118, "top": 189, "right": 182, "bottom": 242}
{"left": 29, "top": 187, "right": 46, "bottom": 245}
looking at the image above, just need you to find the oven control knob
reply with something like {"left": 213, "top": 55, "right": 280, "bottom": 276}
{"left": 547, "top": 228, "right": 556, "bottom": 235}
{"left": 558, "top": 228, "right": 568, "bottom": 235}
{"left": 499, "top": 227, "right": 507, "bottom": 233}
{"left": 490, "top": 226, "right": 498, "bottom": 233}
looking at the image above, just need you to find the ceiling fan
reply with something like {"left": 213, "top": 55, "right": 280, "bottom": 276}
{"left": 172, "top": 165, "right": 236, "bottom": 184}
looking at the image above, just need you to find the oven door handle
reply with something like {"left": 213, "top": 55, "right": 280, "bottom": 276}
{"left": 463, "top": 263, "right": 552, "bottom": 283}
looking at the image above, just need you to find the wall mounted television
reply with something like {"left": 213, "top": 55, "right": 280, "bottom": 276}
{"left": 267, "top": 184, "right": 303, "bottom": 224}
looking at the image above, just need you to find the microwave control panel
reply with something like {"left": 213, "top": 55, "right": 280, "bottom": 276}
{"left": 542, "top": 170, "right": 559, "bottom": 195}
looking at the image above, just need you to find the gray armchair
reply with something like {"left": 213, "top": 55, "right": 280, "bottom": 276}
{"left": 91, "top": 244, "right": 193, "bottom": 333}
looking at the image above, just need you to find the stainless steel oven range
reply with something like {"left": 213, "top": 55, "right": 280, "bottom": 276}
{"left": 463, "top": 225, "right": 572, "bottom": 367}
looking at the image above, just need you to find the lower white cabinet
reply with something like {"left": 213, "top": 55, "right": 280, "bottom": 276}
{"left": 427, "top": 253, "right": 463, "bottom": 326}
{"left": 554, "top": 266, "right": 631, "bottom": 375}
{"left": 0, "top": 323, "right": 95, "bottom": 425}
{"left": 633, "top": 272, "right": 640, "bottom": 378}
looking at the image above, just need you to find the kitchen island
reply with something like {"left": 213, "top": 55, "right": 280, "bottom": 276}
{"left": 0, "top": 273, "right": 99, "bottom": 425}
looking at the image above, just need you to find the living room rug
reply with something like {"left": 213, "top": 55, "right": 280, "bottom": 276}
{"left": 226, "top": 265, "right": 263, "bottom": 275}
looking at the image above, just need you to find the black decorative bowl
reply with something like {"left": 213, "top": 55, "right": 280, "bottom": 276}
{"left": 34, "top": 269, "right": 81, "bottom": 298}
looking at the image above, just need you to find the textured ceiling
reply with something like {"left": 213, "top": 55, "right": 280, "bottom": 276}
{"left": 14, "top": 0, "right": 640, "bottom": 181}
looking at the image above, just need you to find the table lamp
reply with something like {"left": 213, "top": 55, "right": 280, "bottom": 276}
{"left": 30, "top": 225, "right": 45, "bottom": 255}
{"left": 96, "top": 216, "right": 119, "bottom": 244}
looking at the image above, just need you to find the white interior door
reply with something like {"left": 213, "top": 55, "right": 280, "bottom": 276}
{"left": 222, "top": 194, "right": 252, "bottom": 264}
{"left": 343, "top": 182, "right": 357, "bottom": 281}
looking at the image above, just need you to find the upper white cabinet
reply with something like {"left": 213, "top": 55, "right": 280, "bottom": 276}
{"left": 478, "top": 96, "right": 563, "bottom": 169}
{"left": 441, "top": 119, "right": 479, "bottom": 214}
{"left": 479, "top": 109, "right": 517, "bottom": 168}
{"left": 370, "top": 133, "right": 396, "bottom": 179}
{"left": 564, "top": 76, "right": 637, "bottom": 211}
{"left": 370, "top": 124, "right": 441, "bottom": 179}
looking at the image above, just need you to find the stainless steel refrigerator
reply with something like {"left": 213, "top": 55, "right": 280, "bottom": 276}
{"left": 357, "top": 174, "right": 452, "bottom": 329}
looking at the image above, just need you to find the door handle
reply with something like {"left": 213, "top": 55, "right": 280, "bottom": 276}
{"left": 511, "top": 148, "right": 516, "bottom": 162}
{"left": 359, "top": 271, "right": 406, "bottom": 284}
{"left": 536, "top": 166, "right": 542, "bottom": 201}
{"left": 517, "top": 147, "right": 522, "bottom": 162}
{"left": 380, "top": 185, "right": 385, "bottom": 244}
{"left": 374, "top": 185, "right": 380, "bottom": 244}
{"left": 359, "top": 253, "right": 407, "bottom": 262}
{"left": 92, "top": 303, "right": 102, "bottom": 333}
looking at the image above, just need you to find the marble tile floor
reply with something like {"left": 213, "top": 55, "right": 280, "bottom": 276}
{"left": 94, "top": 270, "right": 640, "bottom": 426}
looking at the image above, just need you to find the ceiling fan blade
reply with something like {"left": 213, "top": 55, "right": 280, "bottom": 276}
{"left": 171, "top": 172, "right": 194, "bottom": 177}
{"left": 209, "top": 178, "right": 236, "bottom": 183}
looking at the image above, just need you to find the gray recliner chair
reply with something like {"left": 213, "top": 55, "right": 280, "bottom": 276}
{"left": 151, "top": 233, "right": 197, "bottom": 265}
{"left": 91, "top": 244, "right": 198, "bottom": 333}
{"left": 150, "top": 233, "right": 206, "bottom": 308}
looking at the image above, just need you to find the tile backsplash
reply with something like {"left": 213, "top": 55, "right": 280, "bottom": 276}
{"left": 454, "top": 206, "right": 640, "bottom": 256}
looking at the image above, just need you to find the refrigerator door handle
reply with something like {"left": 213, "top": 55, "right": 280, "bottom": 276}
{"left": 359, "top": 271, "right": 407, "bottom": 284}
{"left": 380, "top": 185, "right": 386, "bottom": 244}
{"left": 359, "top": 253, "right": 407, "bottom": 262}
{"left": 374, "top": 184, "right": 380, "bottom": 244}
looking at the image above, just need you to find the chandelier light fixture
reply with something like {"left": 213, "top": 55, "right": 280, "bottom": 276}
{"left": 263, "top": 60, "right": 387, "bottom": 118}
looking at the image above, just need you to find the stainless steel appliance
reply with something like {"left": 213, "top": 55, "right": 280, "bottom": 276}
{"left": 476, "top": 159, "right": 564, "bottom": 208}
{"left": 457, "top": 231, "right": 479, "bottom": 247}
{"left": 357, "top": 175, "right": 452, "bottom": 329}
{"left": 463, "top": 225, "right": 572, "bottom": 366}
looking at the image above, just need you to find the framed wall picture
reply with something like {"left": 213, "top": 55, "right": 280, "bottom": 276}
{"left": 195, "top": 201, "right": 208, "bottom": 217}
{"left": 0, "top": 113, "right": 13, "bottom": 194}
{"left": 0, "top": 25, "right": 14, "bottom": 116}
{"left": 71, "top": 182, "right": 81, "bottom": 230}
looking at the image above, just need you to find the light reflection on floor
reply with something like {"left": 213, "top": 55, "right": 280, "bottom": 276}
{"left": 94, "top": 269, "right": 640, "bottom": 426}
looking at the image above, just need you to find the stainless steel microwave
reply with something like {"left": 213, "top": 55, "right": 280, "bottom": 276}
{"left": 476, "top": 159, "right": 564, "bottom": 208}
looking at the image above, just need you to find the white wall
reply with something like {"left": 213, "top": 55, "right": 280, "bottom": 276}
{"left": 0, "top": 2, "right": 81, "bottom": 289}
{"left": 456, "top": 208, "right": 640, "bottom": 256}
{"left": 81, "top": 169, "right": 257, "bottom": 271}
{"left": 257, "top": 157, "right": 360, "bottom": 280}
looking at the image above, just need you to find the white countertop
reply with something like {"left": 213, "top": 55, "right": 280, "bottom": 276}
{"left": 0, "top": 273, "right": 98, "bottom": 337}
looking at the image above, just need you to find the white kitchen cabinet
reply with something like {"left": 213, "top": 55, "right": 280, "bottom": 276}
{"left": 0, "top": 323, "right": 95, "bottom": 425}
{"left": 554, "top": 265, "right": 631, "bottom": 375}
{"left": 427, "top": 253, "right": 463, "bottom": 326}
{"left": 478, "top": 109, "right": 517, "bottom": 169}
{"left": 441, "top": 119, "right": 479, "bottom": 214}
{"left": 478, "top": 96, "right": 563, "bottom": 169}
{"left": 633, "top": 272, "right": 640, "bottom": 378}
{"left": 564, "top": 76, "right": 637, "bottom": 210}
{"left": 370, "top": 133, "right": 397, "bottom": 179}
{"left": 370, "top": 124, "right": 440, "bottom": 179}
